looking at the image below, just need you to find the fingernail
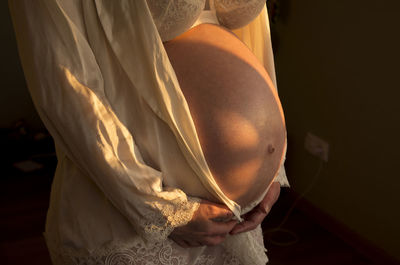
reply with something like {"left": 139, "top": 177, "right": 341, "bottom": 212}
{"left": 262, "top": 204, "right": 270, "bottom": 214}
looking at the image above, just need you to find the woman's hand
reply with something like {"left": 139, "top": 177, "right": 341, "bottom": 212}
{"left": 230, "top": 181, "right": 281, "bottom": 235}
{"left": 169, "top": 199, "right": 238, "bottom": 248}
{"left": 169, "top": 182, "right": 281, "bottom": 247}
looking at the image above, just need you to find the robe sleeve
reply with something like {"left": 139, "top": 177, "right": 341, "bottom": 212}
{"left": 8, "top": 0, "right": 200, "bottom": 242}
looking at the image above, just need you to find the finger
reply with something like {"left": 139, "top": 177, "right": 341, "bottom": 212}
{"left": 171, "top": 235, "right": 202, "bottom": 248}
{"left": 211, "top": 215, "right": 234, "bottom": 222}
{"left": 230, "top": 208, "right": 266, "bottom": 235}
{"left": 259, "top": 182, "right": 280, "bottom": 214}
{"left": 229, "top": 183, "right": 281, "bottom": 235}
{"left": 207, "top": 203, "right": 234, "bottom": 221}
{"left": 230, "top": 221, "right": 253, "bottom": 235}
{"left": 208, "top": 219, "right": 238, "bottom": 236}
{"left": 230, "top": 220, "right": 258, "bottom": 235}
{"left": 200, "top": 235, "right": 227, "bottom": 246}
{"left": 188, "top": 241, "right": 203, "bottom": 248}
{"left": 183, "top": 239, "right": 202, "bottom": 248}
{"left": 170, "top": 235, "right": 190, "bottom": 248}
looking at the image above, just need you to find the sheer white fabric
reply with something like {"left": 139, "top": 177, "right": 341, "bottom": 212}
{"left": 146, "top": 0, "right": 273, "bottom": 41}
{"left": 9, "top": 0, "right": 289, "bottom": 264}
{"left": 146, "top": 0, "right": 206, "bottom": 41}
{"left": 46, "top": 226, "right": 266, "bottom": 265}
{"left": 213, "top": 0, "right": 266, "bottom": 29}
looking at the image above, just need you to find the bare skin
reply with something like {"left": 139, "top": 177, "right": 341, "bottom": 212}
{"left": 169, "top": 182, "right": 281, "bottom": 247}
{"left": 165, "top": 24, "right": 286, "bottom": 247}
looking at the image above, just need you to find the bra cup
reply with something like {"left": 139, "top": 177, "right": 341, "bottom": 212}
{"left": 146, "top": 0, "right": 206, "bottom": 41}
{"left": 213, "top": 0, "right": 265, "bottom": 29}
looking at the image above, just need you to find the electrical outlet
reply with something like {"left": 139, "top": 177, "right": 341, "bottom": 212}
{"left": 304, "top": 132, "right": 329, "bottom": 162}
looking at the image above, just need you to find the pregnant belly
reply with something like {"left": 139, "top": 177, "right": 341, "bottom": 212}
{"left": 163, "top": 24, "right": 286, "bottom": 207}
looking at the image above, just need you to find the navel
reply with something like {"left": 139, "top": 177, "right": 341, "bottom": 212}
{"left": 267, "top": 144, "right": 275, "bottom": 154}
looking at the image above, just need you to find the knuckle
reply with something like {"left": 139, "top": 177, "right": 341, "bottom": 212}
{"left": 208, "top": 206, "right": 219, "bottom": 217}
{"left": 207, "top": 204, "right": 217, "bottom": 215}
{"left": 224, "top": 211, "right": 233, "bottom": 219}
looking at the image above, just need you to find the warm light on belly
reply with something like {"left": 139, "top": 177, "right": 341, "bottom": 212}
{"left": 214, "top": 110, "right": 260, "bottom": 151}
{"left": 164, "top": 23, "right": 286, "bottom": 207}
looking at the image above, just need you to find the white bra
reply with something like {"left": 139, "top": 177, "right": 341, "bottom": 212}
{"left": 146, "top": 0, "right": 266, "bottom": 41}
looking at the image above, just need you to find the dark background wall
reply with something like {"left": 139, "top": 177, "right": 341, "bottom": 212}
{"left": 272, "top": 0, "right": 400, "bottom": 261}
{"left": 1, "top": 1, "right": 42, "bottom": 129}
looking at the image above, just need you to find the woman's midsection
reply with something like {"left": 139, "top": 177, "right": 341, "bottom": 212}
{"left": 163, "top": 24, "right": 286, "bottom": 207}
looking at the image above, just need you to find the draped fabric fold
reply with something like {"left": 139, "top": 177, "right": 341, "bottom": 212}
{"left": 9, "top": 0, "right": 202, "bottom": 245}
{"left": 9, "top": 0, "right": 288, "bottom": 264}
{"left": 92, "top": 0, "right": 242, "bottom": 218}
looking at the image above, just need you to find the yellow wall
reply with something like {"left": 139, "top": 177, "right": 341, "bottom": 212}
{"left": 274, "top": 0, "right": 400, "bottom": 260}
{"left": 1, "top": 1, "right": 42, "bottom": 129}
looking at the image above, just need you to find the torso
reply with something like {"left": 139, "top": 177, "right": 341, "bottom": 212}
{"left": 163, "top": 24, "right": 286, "bottom": 207}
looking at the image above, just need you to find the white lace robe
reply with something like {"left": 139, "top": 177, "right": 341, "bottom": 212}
{"left": 9, "top": 0, "right": 289, "bottom": 264}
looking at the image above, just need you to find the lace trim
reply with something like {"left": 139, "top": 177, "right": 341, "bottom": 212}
{"left": 45, "top": 226, "right": 268, "bottom": 265}
{"left": 213, "top": 0, "right": 266, "bottom": 29}
{"left": 142, "top": 196, "right": 201, "bottom": 242}
{"left": 48, "top": 240, "right": 185, "bottom": 265}
{"left": 47, "top": 239, "right": 241, "bottom": 265}
{"left": 221, "top": 226, "right": 268, "bottom": 265}
{"left": 221, "top": 252, "right": 241, "bottom": 265}
{"left": 146, "top": 0, "right": 206, "bottom": 41}
{"left": 146, "top": 0, "right": 266, "bottom": 40}
{"left": 195, "top": 255, "right": 216, "bottom": 265}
